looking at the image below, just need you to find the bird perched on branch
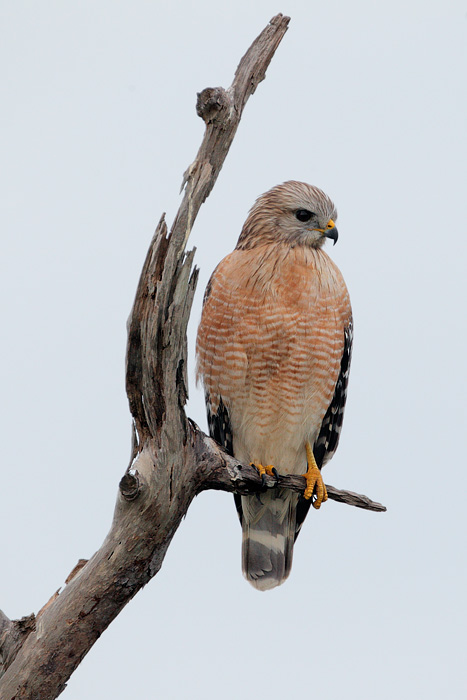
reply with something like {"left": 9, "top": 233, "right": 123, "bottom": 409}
{"left": 196, "top": 181, "right": 352, "bottom": 590}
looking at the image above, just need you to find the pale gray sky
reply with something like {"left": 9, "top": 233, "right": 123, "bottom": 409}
{"left": 1, "top": 1, "right": 466, "bottom": 698}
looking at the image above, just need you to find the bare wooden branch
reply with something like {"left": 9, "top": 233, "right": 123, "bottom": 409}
{"left": 0, "top": 13, "right": 385, "bottom": 700}
{"left": 192, "top": 428, "right": 386, "bottom": 511}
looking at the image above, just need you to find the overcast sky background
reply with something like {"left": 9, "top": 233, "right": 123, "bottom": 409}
{"left": 1, "top": 1, "right": 466, "bottom": 698}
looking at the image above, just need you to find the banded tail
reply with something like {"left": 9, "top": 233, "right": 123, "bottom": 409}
{"left": 240, "top": 489, "right": 298, "bottom": 591}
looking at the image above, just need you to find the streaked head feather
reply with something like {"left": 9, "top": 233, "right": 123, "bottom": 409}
{"left": 236, "top": 180, "right": 338, "bottom": 251}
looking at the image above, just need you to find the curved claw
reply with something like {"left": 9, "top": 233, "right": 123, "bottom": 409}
{"left": 250, "top": 463, "right": 278, "bottom": 490}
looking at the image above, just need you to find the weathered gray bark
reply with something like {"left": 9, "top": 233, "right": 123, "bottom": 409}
{"left": 0, "top": 13, "right": 385, "bottom": 700}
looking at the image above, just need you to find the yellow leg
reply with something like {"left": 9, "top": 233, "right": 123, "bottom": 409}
{"left": 303, "top": 442, "right": 328, "bottom": 509}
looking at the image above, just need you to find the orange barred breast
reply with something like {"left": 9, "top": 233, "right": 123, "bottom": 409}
{"left": 196, "top": 242, "right": 352, "bottom": 474}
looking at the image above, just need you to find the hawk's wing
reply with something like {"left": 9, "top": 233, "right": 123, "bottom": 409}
{"left": 313, "top": 320, "right": 353, "bottom": 468}
{"left": 205, "top": 394, "right": 233, "bottom": 457}
{"left": 295, "top": 320, "right": 353, "bottom": 537}
{"left": 205, "top": 392, "right": 243, "bottom": 522}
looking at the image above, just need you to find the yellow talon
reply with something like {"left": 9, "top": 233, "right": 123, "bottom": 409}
{"left": 303, "top": 442, "right": 328, "bottom": 509}
{"left": 250, "top": 463, "right": 277, "bottom": 478}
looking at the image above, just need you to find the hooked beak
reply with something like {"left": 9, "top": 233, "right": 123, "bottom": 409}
{"left": 314, "top": 218, "right": 339, "bottom": 245}
{"left": 325, "top": 225, "right": 338, "bottom": 245}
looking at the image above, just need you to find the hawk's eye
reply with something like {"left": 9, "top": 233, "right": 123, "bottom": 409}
{"left": 295, "top": 209, "right": 314, "bottom": 222}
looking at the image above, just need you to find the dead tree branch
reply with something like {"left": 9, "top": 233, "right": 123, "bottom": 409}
{"left": 193, "top": 430, "right": 386, "bottom": 512}
{"left": 0, "top": 13, "right": 384, "bottom": 700}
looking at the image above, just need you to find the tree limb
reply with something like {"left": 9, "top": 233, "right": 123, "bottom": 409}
{"left": 0, "top": 13, "right": 385, "bottom": 700}
{"left": 193, "top": 429, "right": 386, "bottom": 512}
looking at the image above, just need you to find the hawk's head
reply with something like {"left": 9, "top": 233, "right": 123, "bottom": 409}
{"left": 237, "top": 180, "right": 338, "bottom": 250}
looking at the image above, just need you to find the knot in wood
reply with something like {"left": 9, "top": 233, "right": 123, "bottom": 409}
{"left": 196, "top": 87, "right": 230, "bottom": 124}
{"left": 119, "top": 471, "right": 141, "bottom": 501}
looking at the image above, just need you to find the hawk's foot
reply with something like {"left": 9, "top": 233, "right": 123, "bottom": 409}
{"left": 250, "top": 463, "right": 278, "bottom": 486}
{"left": 303, "top": 442, "right": 328, "bottom": 509}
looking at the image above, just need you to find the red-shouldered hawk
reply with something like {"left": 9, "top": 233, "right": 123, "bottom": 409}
{"left": 196, "top": 181, "right": 352, "bottom": 591}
